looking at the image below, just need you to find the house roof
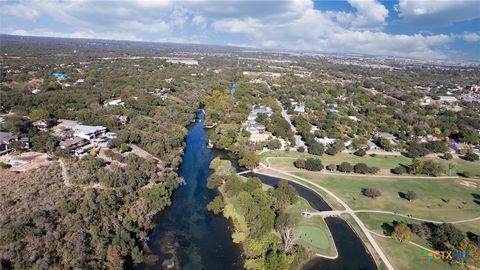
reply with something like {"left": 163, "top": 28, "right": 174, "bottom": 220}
{"left": 0, "top": 132, "right": 17, "bottom": 143}
{"left": 60, "top": 136, "right": 87, "bottom": 148}
{"left": 73, "top": 125, "right": 107, "bottom": 135}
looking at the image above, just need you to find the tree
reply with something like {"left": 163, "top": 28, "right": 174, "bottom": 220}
{"left": 273, "top": 180, "right": 298, "bottom": 210}
{"left": 392, "top": 223, "right": 413, "bottom": 242}
{"left": 305, "top": 158, "right": 323, "bottom": 171}
{"left": 308, "top": 142, "right": 324, "bottom": 156}
{"left": 337, "top": 162, "right": 353, "bottom": 173}
{"left": 297, "top": 146, "right": 305, "bottom": 153}
{"left": 362, "top": 187, "right": 382, "bottom": 198}
{"left": 275, "top": 213, "right": 297, "bottom": 252}
{"left": 406, "top": 143, "right": 430, "bottom": 158}
{"left": 411, "top": 223, "right": 431, "bottom": 238}
{"left": 207, "top": 174, "right": 223, "bottom": 189}
{"left": 293, "top": 158, "right": 306, "bottom": 169}
{"left": 207, "top": 195, "right": 225, "bottom": 214}
{"left": 426, "top": 141, "right": 448, "bottom": 153}
{"left": 409, "top": 159, "right": 424, "bottom": 175}
{"left": 377, "top": 137, "right": 393, "bottom": 151}
{"left": 354, "top": 148, "right": 366, "bottom": 157}
{"left": 464, "top": 152, "right": 479, "bottom": 162}
{"left": 267, "top": 139, "right": 282, "bottom": 150}
{"left": 423, "top": 160, "right": 444, "bottom": 176}
{"left": 325, "top": 147, "right": 337, "bottom": 156}
{"left": 431, "top": 223, "right": 465, "bottom": 250}
{"left": 119, "top": 143, "right": 131, "bottom": 153}
{"left": 29, "top": 108, "right": 50, "bottom": 121}
{"left": 239, "top": 151, "right": 259, "bottom": 170}
{"left": 354, "top": 163, "right": 370, "bottom": 174}
{"left": 405, "top": 190, "right": 417, "bottom": 201}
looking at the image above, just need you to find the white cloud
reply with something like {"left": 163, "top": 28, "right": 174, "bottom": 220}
{"left": 398, "top": 0, "right": 480, "bottom": 26}
{"left": 347, "top": 0, "right": 389, "bottom": 29}
{"left": 461, "top": 32, "right": 480, "bottom": 42}
{"left": 0, "top": 0, "right": 474, "bottom": 59}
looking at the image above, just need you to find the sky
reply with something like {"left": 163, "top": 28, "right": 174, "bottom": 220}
{"left": 1, "top": 0, "right": 479, "bottom": 60}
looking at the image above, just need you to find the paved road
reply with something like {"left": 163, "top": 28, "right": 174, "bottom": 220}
{"left": 276, "top": 100, "right": 307, "bottom": 150}
{"left": 255, "top": 164, "right": 395, "bottom": 270}
{"left": 304, "top": 209, "right": 480, "bottom": 224}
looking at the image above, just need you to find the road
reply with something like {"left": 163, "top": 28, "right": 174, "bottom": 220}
{"left": 276, "top": 100, "right": 307, "bottom": 150}
{"left": 255, "top": 163, "right": 395, "bottom": 270}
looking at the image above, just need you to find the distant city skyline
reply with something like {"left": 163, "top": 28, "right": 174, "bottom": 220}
{"left": 1, "top": 0, "right": 479, "bottom": 60}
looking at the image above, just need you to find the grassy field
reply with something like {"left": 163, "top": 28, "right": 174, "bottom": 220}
{"left": 293, "top": 172, "right": 480, "bottom": 221}
{"left": 262, "top": 150, "right": 480, "bottom": 176}
{"left": 288, "top": 198, "right": 337, "bottom": 257}
{"left": 374, "top": 235, "right": 469, "bottom": 270}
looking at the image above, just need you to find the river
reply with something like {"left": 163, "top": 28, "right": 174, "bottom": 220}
{"left": 139, "top": 110, "right": 242, "bottom": 270}
{"left": 141, "top": 109, "right": 377, "bottom": 270}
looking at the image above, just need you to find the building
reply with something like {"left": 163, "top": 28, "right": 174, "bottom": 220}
{"left": 293, "top": 102, "right": 305, "bottom": 113}
{"left": 73, "top": 125, "right": 107, "bottom": 141}
{"left": 52, "top": 72, "right": 68, "bottom": 79}
{"left": 31, "top": 88, "right": 41, "bottom": 94}
{"left": 118, "top": 115, "right": 129, "bottom": 125}
{"left": 373, "top": 132, "right": 397, "bottom": 144}
{"left": 448, "top": 143, "right": 467, "bottom": 154}
{"left": 104, "top": 99, "right": 124, "bottom": 107}
{"left": 60, "top": 136, "right": 91, "bottom": 156}
{"left": 248, "top": 105, "right": 273, "bottom": 121}
{"left": 246, "top": 121, "right": 266, "bottom": 134}
{"left": 367, "top": 141, "right": 380, "bottom": 150}
{"left": 438, "top": 96, "right": 458, "bottom": 103}
{"left": 0, "top": 132, "right": 18, "bottom": 155}
{"left": 19, "top": 137, "right": 31, "bottom": 150}
{"left": 314, "top": 137, "right": 336, "bottom": 145}
{"left": 0, "top": 117, "right": 5, "bottom": 124}
{"left": 33, "top": 119, "right": 55, "bottom": 130}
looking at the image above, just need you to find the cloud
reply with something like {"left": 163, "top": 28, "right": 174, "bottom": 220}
{"left": 459, "top": 32, "right": 480, "bottom": 42}
{"left": 0, "top": 0, "right": 475, "bottom": 59}
{"left": 397, "top": 0, "right": 480, "bottom": 26}
{"left": 347, "top": 0, "right": 389, "bottom": 30}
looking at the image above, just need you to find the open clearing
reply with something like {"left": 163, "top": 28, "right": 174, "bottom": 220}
{"left": 293, "top": 172, "right": 480, "bottom": 221}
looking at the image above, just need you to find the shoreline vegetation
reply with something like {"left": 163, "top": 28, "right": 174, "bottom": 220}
{"left": 207, "top": 157, "right": 336, "bottom": 269}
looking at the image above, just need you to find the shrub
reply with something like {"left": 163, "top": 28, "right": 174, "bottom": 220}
{"left": 353, "top": 149, "right": 366, "bottom": 157}
{"left": 391, "top": 166, "right": 407, "bottom": 175}
{"left": 368, "top": 166, "right": 380, "bottom": 174}
{"left": 464, "top": 152, "right": 479, "bottom": 162}
{"left": 462, "top": 171, "right": 474, "bottom": 178}
{"left": 326, "top": 163, "right": 336, "bottom": 171}
{"left": 337, "top": 162, "right": 353, "bottom": 173}
{"left": 294, "top": 158, "right": 306, "bottom": 169}
{"left": 406, "top": 143, "right": 430, "bottom": 158}
{"left": 305, "top": 158, "right": 323, "bottom": 171}
{"left": 362, "top": 187, "right": 382, "bottom": 198}
{"left": 308, "top": 142, "right": 324, "bottom": 156}
{"left": 405, "top": 190, "right": 417, "bottom": 201}
{"left": 119, "top": 143, "right": 131, "bottom": 153}
{"left": 297, "top": 146, "right": 305, "bottom": 153}
{"left": 442, "top": 153, "right": 453, "bottom": 160}
{"left": 0, "top": 162, "right": 10, "bottom": 169}
{"left": 325, "top": 147, "right": 337, "bottom": 156}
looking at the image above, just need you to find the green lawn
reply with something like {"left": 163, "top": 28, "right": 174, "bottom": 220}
{"left": 288, "top": 197, "right": 337, "bottom": 257}
{"left": 262, "top": 150, "right": 480, "bottom": 176}
{"left": 375, "top": 235, "right": 469, "bottom": 270}
{"left": 294, "top": 172, "right": 480, "bottom": 221}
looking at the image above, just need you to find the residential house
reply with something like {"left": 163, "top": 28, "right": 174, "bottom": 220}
{"left": 293, "top": 102, "right": 305, "bottom": 113}
{"left": 248, "top": 105, "right": 273, "bottom": 121}
{"left": 60, "top": 136, "right": 91, "bottom": 156}
{"left": 439, "top": 96, "right": 458, "bottom": 103}
{"left": 33, "top": 119, "right": 55, "bottom": 130}
{"left": 31, "top": 88, "right": 41, "bottom": 94}
{"left": 367, "top": 141, "right": 380, "bottom": 150}
{"left": 118, "top": 115, "right": 129, "bottom": 125}
{"left": 73, "top": 125, "right": 107, "bottom": 141}
{"left": 373, "top": 132, "right": 397, "bottom": 144}
{"left": 0, "top": 132, "right": 18, "bottom": 155}
{"left": 314, "top": 137, "right": 336, "bottom": 145}
{"left": 104, "top": 99, "right": 124, "bottom": 107}
{"left": 0, "top": 117, "right": 5, "bottom": 124}
{"left": 19, "top": 137, "right": 30, "bottom": 150}
{"left": 246, "top": 121, "right": 266, "bottom": 134}
{"left": 311, "top": 125, "right": 320, "bottom": 133}
{"left": 448, "top": 143, "right": 468, "bottom": 154}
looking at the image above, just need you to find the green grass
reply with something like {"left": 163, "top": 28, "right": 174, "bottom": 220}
{"left": 288, "top": 197, "right": 337, "bottom": 257}
{"left": 294, "top": 172, "right": 480, "bottom": 221}
{"left": 262, "top": 150, "right": 480, "bottom": 176}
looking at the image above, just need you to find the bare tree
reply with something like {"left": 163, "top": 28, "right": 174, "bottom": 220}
{"left": 276, "top": 212, "right": 298, "bottom": 252}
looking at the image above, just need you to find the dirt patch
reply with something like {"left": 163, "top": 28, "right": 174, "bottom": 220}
{"left": 459, "top": 180, "right": 478, "bottom": 189}
{"left": 0, "top": 152, "right": 54, "bottom": 172}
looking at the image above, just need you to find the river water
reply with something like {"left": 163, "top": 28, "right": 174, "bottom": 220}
{"left": 141, "top": 109, "right": 377, "bottom": 270}
{"left": 139, "top": 110, "right": 242, "bottom": 270}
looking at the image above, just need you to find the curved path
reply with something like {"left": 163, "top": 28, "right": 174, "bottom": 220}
{"left": 255, "top": 163, "right": 395, "bottom": 270}
{"left": 304, "top": 209, "right": 480, "bottom": 224}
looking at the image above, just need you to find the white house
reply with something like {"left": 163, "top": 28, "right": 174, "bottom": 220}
{"left": 104, "top": 99, "right": 124, "bottom": 107}
{"left": 73, "top": 125, "right": 107, "bottom": 141}
{"left": 315, "top": 137, "right": 336, "bottom": 145}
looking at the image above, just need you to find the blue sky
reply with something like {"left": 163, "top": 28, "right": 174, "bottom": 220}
{"left": 1, "top": 0, "right": 479, "bottom": 60}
